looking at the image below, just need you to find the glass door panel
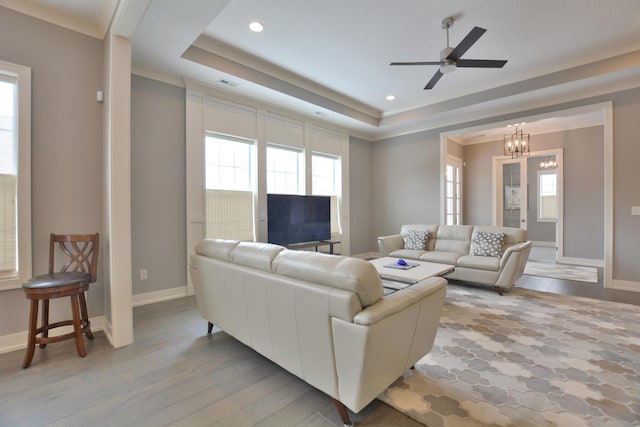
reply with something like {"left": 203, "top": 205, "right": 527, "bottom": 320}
{"left": 496, "top": 158, "right": 527, "bottom": 229}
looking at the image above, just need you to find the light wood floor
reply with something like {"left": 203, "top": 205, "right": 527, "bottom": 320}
{"left": 1, "top": 274, "right": 638, "bottom": 427}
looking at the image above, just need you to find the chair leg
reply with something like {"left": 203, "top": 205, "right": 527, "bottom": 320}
{"left": 39, "top": 300, "right": 49, "bottom": 348}
{"left": 70, "top": 295, "right": 86, "bottom": 358}
{"left": 79, "top": 292, "right": 94, "bottom": 340}
{"left": 22, "top": 300, "right": 39, "bottom": 369}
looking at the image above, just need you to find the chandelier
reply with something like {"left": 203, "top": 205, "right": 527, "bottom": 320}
{"left": 503, "top": 124, "right": 530, "bottom": 158}
{"left": 539, "top": 156, "right": 557, "bottom": 169}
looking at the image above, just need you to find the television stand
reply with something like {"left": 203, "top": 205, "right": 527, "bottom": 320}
{"left": 285, "top": 239, "right": 340, "bottom": 255}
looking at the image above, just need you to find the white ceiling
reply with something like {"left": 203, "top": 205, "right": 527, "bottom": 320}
{"left": 4, "top": 0, "right": 640, "bottom": 140}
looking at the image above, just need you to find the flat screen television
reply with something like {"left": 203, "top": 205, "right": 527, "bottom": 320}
{"left": 267, "top": 194, "right": 331, "bottom": 245}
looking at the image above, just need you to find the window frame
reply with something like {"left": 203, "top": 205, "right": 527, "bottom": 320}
{"left": 311, "top": 152, "right": 342, "bottom": 236}
{"left": 204, "top": 132, "right": 256, "bottom": 241}
{"left": 0, "top": 60, "right": 31, "bottom": 291}
{"left": 444, "top": 156, "right": 463, "bottom": 225}
{"left": 266, "top": 143, "right": 305, "bottom": 195}
{"left": 537, "top": 170, "right": 558, "bottom": 223}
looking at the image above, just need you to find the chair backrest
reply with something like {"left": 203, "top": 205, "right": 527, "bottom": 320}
{"left": 48, "top": 233, "right": 100, "bottom": 283}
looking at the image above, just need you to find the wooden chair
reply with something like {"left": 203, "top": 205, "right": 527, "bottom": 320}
{"left": 21, "top": 233, "right": 99, "bottom": 368}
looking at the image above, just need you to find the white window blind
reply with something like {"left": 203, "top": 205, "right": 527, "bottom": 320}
{"left": 205, "top": 189, "right": 255, "bottom": 241}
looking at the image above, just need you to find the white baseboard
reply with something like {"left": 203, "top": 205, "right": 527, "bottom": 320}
{"left": 132, "top": 285, "right": 189, "bottom": 307}
{"left": 610, "top": 279, "right": 640, "bottom": 293}
{"left": 560, "top": 256, "right": 604, "bottom": 268}
{"left": 0, "top": 315, "right": 106, "bottom": 355}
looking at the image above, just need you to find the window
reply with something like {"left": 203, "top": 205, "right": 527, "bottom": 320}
{"left": 0, "top": 61, "right": 31, "bottom": 290}
{"left": 267, "top": 145, "right": 304, "bottom": 194}
{"left": 445, "top": 157, "right": 462, "bottom": 225}
{"left": 204, "top": 133, "right": 255, "bottom": 241}
{"left": 312, "top": 153, "right": 341, "bottom": 235}
{"left": 538, "top": 171, "right": 558, "bottom": 222}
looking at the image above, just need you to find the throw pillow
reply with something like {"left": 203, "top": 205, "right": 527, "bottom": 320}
{"left": 402, "top": 229, "right": 430, "bottom": 251}
{"left": 471, "top": 231, "right": 507, "bottom": 257}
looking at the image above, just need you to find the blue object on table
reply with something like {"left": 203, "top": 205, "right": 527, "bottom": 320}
{"left": 396, "top": 259, "right": 407, "bottom": 266}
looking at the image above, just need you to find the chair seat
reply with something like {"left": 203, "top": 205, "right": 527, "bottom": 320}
{"left": 22, "top": 272, "right": 91, "bottom": 289}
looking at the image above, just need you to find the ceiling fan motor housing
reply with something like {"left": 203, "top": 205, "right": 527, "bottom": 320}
{"left": 440, "top": 47, "right": 456, "bottom": 73}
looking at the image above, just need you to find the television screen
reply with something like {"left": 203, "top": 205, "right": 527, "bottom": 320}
{"left": 267, "top": 194, "right": 331, "bottom": 245}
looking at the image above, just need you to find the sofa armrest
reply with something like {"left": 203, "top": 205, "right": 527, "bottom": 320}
{"left": 499, "top": 240, "right": 532, "bottom": 269}
{"left": 495, "top": 240, "right": 532, "bottom": 288}
{"left": 332, "top": 276, "right": 447, "bottom": 413}
{"left": 377, "top": 234, "right": 404, "bottom": 256}
{"left": 353, "top": 277, "right": 446, "bottom": 325}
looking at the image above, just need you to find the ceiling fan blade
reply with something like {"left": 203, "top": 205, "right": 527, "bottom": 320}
{"left": 390, "top": 61, "right": 441, "bottom": 66}
{"left": 424, "top": 70, "right": 443, "bottom": 90}
{"left": 447, "top": 26, "right": 486, "bottom": 60}
{"left": 456, "top": 59, "right": 507, "bottom": 68}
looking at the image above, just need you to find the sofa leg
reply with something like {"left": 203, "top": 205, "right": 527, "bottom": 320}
{"left": 207, "top": 322, "right": 214, "bottom": 334}
{"left": 333, "top": 399, "right": 353, "bottom": 427}
{"left": 410, "top": 365, "right": 415, "bottom": 370}
{"left": 494, "top": 286, "right": 504, "bottom": 296}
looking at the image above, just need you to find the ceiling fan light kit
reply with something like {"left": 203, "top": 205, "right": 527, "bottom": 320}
{"left": 390, "top": 16, "right": 507, "bottom": 89}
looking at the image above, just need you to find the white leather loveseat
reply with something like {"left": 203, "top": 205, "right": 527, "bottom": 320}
{"left": 378, "top": 224, "right": 531, "bottom": 294}
{"left": 189, "top": 238, "right": 447, "bottom": 426}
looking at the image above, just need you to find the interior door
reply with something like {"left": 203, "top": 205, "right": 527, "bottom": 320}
{"left": 495, "top": 157, "right": 527, "bottom": 229}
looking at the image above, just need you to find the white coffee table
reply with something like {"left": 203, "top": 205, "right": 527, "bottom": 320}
{"left": 369, "top": 257, "right": 454, "bottom": 292}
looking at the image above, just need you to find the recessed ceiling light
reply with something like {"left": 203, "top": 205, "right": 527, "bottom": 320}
{"left": 386, "top": 94, "right": 396, "bottom": 101}
{"left": 249, "top": 21, "right": 264, "bottom": 32}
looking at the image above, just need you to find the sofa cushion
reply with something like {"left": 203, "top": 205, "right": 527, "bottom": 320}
{"left": 389, "top": 249, "right": 425, "bottom": 259}
{"left": 194, "top": 238, "right": 240, "bottom": 261}
{"left": 456, "top": 255, "right": 501, "bottom": 272}
{"left": 400, "top": 224, "right": 438, "bottom": 251}
{"left": 419, "top": 251, "right": 463, "bottom": 265}
{"left": 434, "top": 225, "right": 473, "bottom": 254}
{"left": 402, "top": 229, "right": 430, "bottom": 250}
{"left": 471, "top": 231, "right": 507, "bottom": 257}
{"left": 230, "top": 241, "right": 285, "bottom": 272}
{"left": 273, "top": 250, "right": 383, "bottom": 307}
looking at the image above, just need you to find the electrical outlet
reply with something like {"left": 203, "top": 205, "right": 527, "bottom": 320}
{"left": 139, "top": 269, "right": 148, "bottom": 280}
{"left": 632, "top": 206, "right": 640, "bottom": 216}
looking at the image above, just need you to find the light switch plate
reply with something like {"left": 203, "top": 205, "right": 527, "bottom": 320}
{"left": 632, "top": 206, "right": 640, "bottom": 216}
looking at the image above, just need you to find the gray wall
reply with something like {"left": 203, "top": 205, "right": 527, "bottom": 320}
{"left": 131, "top": 75, "right": 187, "bottom": 295}
{"left": 0, "top": 7, "right": 104, "bottom": 335}
{"left": 348, "top": 136, "right": 374, "bottom": 255}
{"left": 371, "top": 130, "right": 441, "bottom": 238}
{"left": 462, "top": 140, "right": 503, "bottom": 226}
{"left": 609, "top": 89, "right": 640, "bottom": 282}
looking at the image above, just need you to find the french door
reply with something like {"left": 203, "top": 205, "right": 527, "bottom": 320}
{"left": 494, "top": 157, "right": 527, "bottom": 229}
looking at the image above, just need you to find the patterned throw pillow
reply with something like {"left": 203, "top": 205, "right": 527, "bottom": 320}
{"left": 402, "top": 229, "right": 430, "bottom": 251}
{"left": 471, "top": 231, "right": 507, "bottom": 257}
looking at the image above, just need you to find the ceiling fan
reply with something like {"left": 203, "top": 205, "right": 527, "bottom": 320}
{"left": 390, "top": 17, "right": 507, "bottom": 89}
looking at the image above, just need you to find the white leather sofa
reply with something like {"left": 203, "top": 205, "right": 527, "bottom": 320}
{"left": 378, "top": 224, "right": 531, "bottom": 294}
{"left": 189, "top": 238, "right": 447, "bottom": 426}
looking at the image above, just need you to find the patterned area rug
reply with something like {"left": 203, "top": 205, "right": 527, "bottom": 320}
{"left": 524, "top": 261, "right": 599, "bottom": 283}
{"left": 378, "top": 284, "right": 640, "bottom": 426}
